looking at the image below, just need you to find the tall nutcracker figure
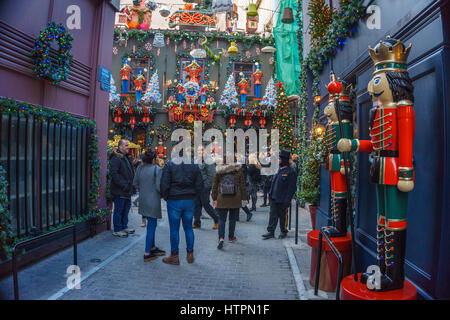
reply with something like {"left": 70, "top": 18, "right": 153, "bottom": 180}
{"left": 237, "top": 72, "right": 249, "bottom": 106}
{"left": 338, "top": 36, "right": 414, "bottom": 292}
{"left": 121, "top": 58, "right": 132, "bottom": 94}
{"left": 134, "top": 69, "right": 146, "bottom": 103}
{"left": 177, "top": 79, "right": 184, "bottom": 103}
{"left": 324, "top": 73, "right": 354, "bottom": 237}
{"left": 252, "top": 62, "right": 263, "bottom": 99}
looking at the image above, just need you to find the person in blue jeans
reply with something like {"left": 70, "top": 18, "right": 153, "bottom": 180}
{"left": 160, "top": 156, "right": 203, "bottom": 265}
{"left": 133, "top": 149, "right": 166, "bottom": 262}
{"left": 109, "top": 139, "right": 135, "bottom": 237}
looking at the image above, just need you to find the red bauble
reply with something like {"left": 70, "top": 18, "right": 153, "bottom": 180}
{"left": 327, "top": 80, "right": 343, "bottom": 95}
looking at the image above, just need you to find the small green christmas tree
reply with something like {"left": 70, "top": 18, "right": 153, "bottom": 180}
{"left": 273, "top": 81, "right": 296, "bottom": 151}
{"left": 0, "top": 165, "right": 15, "bottom": 261}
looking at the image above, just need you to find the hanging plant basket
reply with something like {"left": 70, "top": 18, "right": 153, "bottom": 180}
{"left": 31, "top": 22, "right": 73, "bottom": 85}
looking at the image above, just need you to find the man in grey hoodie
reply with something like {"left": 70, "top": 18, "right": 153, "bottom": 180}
{"left": 193, "top": 145, "right": 219, "bottom": 229}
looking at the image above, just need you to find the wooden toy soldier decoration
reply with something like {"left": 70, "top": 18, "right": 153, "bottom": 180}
{"left": 121, "top": 58, "right": 132, "bottom": 94}
{"left": 338, "top": 36, "right": 415, "bottom": 292}
{"left": 324, "top": 73, "right": 354, "bottom": 237}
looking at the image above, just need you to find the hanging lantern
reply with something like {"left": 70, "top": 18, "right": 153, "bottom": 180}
{"left": 212, "top": 0, "right": 233, "bottom": 13}
{"left": 244, "top": 114, "right": 253, "bottom": 127}
{"left": 259, "top": 116, "right": 266, "bottom": 128}
{"left": 229, "top": 115, "right": 236, "bottom": 128}
{"left": 113, "top": 115, "right": 123, "bottom": 124}
{"left": 129, "top": 116, "right": 137, "bottom": 128}
{"left": 228, "top": 41, "right": 238, "bottom": 54}
{"left": 159, "top": 5, "right": 170, "bottom": 17}
{"left": 153, "top": 32, "right": 165, "bottom": 47}
{"left": 247, "top": 2, "right": 258, "bottom": 17}
{"left": 281, "top": 7, "right": 294, "bottom": 24}
{"left": 142, "top": 114, "right": 151, "bottom": 123}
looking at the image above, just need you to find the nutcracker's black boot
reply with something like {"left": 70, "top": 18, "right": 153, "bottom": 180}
{"left": 360, "top": 223, "right": 386, "bottom": 284}
{"left": 327, "top": 199, "right": 347, "bottom": 237}
{"left": 367, "top": 229, "right": 406, "bottom": 292}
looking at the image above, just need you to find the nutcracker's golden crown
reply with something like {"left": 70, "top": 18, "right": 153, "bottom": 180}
{"left": 369, "top": 36, "right": 412, "bottom": 75}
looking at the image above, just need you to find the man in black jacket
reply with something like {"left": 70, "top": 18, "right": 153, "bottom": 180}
{"left": 160, "top": 156, "right": 203, "bottom": 265}
{"left": 110, "top": 139, "right": 135, "bottom": 237}
{"left": 262, "top": 149, "right": 297, "bottom": 240}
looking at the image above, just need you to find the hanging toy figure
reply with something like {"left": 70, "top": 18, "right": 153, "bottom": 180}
{"left": 177, "top": 79, "right": 184, "bottom": 103}
{"left": 324, "top": 73, "right": 354, "bottom": 237}
{"left": 121, "top": 58, "right": 132, "bottom": 94}
{"left": 200, "top": 80, "right": 208, "bottom": 104}
{"left": 185, "top": 58, "right": 202, "bottom": 84}
{"left": 134, "top": 69, "right": 146, "bottom": 103}
{"left": 237, "top": 72, "right": 249, "bottom": 106}
{"left": 252, "top": 62, "right": 263, "bottom": 99}
{"left": 338, "top": 36, "right": 415, "bottom": 292}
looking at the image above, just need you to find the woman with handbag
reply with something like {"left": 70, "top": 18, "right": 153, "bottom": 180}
{"left": 211, "top": 154, "right": 248, "bottom": 250}
{"left": 133, "top": 149, "right": 166, "bottom": 261}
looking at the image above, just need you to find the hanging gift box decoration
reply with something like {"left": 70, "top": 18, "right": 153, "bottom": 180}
{"left": 229, "top": 115, "right": 236, "bottom": 128}
{"left": 259, "top": 116, "right": 266, "bottom": 128}
{"left": 153, "top": 32, "right": 165, "bottom": 47}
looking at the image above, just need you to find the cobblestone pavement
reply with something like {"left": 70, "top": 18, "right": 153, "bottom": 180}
{"left": 0, "top": 194, "right": 333, "bottom": 300}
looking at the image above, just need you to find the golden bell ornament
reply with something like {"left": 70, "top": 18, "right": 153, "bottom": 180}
{"left": 247, "top": 3, "right": 258, "bottom": 17}
{"left": 228, "top": 41, "right": 238, "bottom": 54}
{"left": 281, "top": 7, "right": 294, "bottom": 24}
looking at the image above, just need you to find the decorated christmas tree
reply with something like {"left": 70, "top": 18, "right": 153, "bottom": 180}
{"left": 260, "top": 77, "right": 277, "bottom": 109}
{"left": 219, "top": 73, "right": 239, "bottom": 107}
{"left": 0, "top": 165, "right": 15, "bottom": 261}
{"left": 273, "top": 81, "right": 295, "bottom": 151}
{"left": 143, "top": 70, "right": 162, "bottom": 103}
{"left": 109, "top": 76, "right": 120, "bottom": 102}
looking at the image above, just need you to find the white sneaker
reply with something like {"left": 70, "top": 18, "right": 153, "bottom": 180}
{"left": 123, "top": 228, "right": 135, "bottom": 234}
{"left": 113, "top": 231, "right": 128, "bottom": 237}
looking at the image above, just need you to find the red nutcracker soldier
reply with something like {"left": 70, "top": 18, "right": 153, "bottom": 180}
{"left": 252, "top": 62, "right": 263, "bottom": 99}
{"left": 121, "top": 58, "right": 132, "bottom": 94}
{"left": 324, "top": 73, "right": 354, "bottom": 237}
{"left": 185, "top": 59, "right": 202, "bottom": 84}
{"left": 338, "top": 36, "right": 415, "bottom": 292}
{"left": 237, "top": 72, "right": 249, "bottom": 106}
{"left": 134, "top": 69, "right": 146, "bottom": 103}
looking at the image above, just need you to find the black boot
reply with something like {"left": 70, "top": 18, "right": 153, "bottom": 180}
{"left": 327, "top": 198, "right": 347, "bottom": 237}
{"left": 370, "top": 229, "right": 406, "bottom": 292}
{"left": 360, "top": 223, "right": 386, "bottom": 284}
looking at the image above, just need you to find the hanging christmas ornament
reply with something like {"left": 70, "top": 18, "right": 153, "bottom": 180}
{"left": 269, "top": 57, "right": 274, "bottom": 64}
{"left": 153, "top": 32, "right": 165, "bottom": 47}
{"left": 245, "top": 50, "right": 251, "bottom": 58}
{"left": 129, "top": 116, "right": 136, "bottom": 128}
{"left": 174, "top": 44, "right": 178, "bottom": 52}
{"left": 190, "top": 42, "right": 195, "bottom": 51}
{"left": 157, "top": 48, "right": 160, "bottom": 56}
{"left": 183, "top": 40, "right": 187, "bottom": 49}
{"left": 228, "top": 41, "right": 238, "bottom": 54}
{"left": 259, "top": 116, "right": 266, "bottom": 128}
{"left": 113, "top": 46, "right": 118, "bottom": 55}
{"left": 145, "top": 42, "right": 152, "bottom": 51}
{"left": 229, "top": 115, "right": 236, "bottom": 128}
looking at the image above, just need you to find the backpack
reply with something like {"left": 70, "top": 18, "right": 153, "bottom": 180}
{"left": 220, "top": 173, "right": 237, "bottom": 195}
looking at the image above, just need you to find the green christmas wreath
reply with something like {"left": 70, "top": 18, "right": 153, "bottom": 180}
{"left": 31, "top": 22, "right": 73, "bottom": 85}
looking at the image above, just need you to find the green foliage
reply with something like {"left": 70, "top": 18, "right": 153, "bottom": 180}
{"left": 273, "top": 82, "right": 296, "bottom": 151}
{"left": 308, "top": 0, "right": 334, "bottom": 45}
{"left": 0, "top": 165, "right": 15, "bottom": 261}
